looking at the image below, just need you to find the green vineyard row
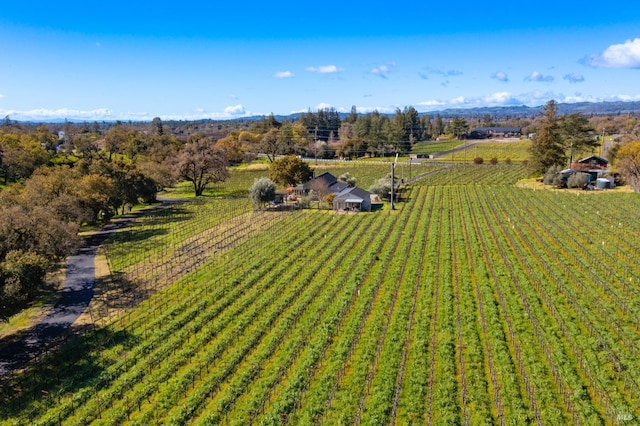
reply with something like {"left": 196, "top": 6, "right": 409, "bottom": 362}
{"left": 1, "top": 165, "right": 639, "bottom": 425}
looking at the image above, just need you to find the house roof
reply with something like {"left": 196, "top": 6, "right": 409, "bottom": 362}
{"left": 334, "top": 186, "right": 372, "bottom": 201}
{"left": 329, "top": 181, "right": 350, "bottom": 193}
{"left": 577, "top": 155, "right": 608, "bottom": 164}
{"left": 302, "top": 172, "right": 337, "bottom": 190}
{"left": 296, "top": 173, "right": 350, "bottom": 194}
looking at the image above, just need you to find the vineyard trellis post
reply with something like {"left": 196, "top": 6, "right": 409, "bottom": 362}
{"left": 390, "top": 153, "right": 398, "bottom": 210}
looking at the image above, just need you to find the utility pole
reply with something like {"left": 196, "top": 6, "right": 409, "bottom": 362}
{"left": 314, "top": 126, "right": 318, "bottom": 165}
{"left": 390, "top": 153, "right": 398, "bottom": 210}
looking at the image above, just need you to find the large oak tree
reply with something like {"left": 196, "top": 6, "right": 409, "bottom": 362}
{"left": 268, "top": 155, "right": 313, "bottom": 187}
{"left": 174, "top": 135, "right": 229, "bottom": 196}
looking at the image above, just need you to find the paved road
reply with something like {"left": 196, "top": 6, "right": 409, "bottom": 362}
{"left": 0, "top": 201, "right": 180, "bottom": 377}
{"left": 0, "top": 225, "right": 123, "bottom": 376}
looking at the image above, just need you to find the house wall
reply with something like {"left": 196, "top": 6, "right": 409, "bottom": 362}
{"left": 333, "top": 198, "right": 371, "bottom": 212}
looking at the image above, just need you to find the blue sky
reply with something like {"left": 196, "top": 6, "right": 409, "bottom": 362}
{"left": 1, "top": 1, "right": 639, "bottom": 121}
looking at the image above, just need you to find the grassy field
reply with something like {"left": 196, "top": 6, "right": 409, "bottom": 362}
{"left": 411, "top": 140, "right": 465, "bottom": 156}
{"left": 434, "top": 139, "right": 532, "bottom": 162}
{"left": 2, "top": 164, "right": 640, "bottom": 425}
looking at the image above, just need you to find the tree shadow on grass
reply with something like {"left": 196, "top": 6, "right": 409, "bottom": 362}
{"left": 0, "top": 326, "right": 139, "bottom": 422}
{"left": 97, "top": 272, "right": 156, "bottom": 312}
{"left": 107, "top": 227, "right": 170, "bottom": 245}
{"left": 139, "top": 204, "right": 194, "bottom": 225}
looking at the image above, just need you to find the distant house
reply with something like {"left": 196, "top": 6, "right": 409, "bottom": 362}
{"left": 468, "top": 127, "right": 522, "bottom": 139}
{"left": 293, "top": 172, "right": 349, "bottom": 197}
{"left": 333, "top": 186, "right": 372, "bottom": 212}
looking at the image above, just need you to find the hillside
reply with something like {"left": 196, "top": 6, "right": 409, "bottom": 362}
{"left": 428, "top": 100, "right": 640, "bottom": 119}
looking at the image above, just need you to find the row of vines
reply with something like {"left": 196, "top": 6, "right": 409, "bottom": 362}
{"left": 1, "top": 164, "right": 639, "bottom": 424}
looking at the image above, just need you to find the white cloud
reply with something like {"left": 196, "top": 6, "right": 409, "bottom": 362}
{"left": 583, "top": 38, "right": 640, "bottom": 68}
{"left": 414, "top": 91, "right": 551, "bottom": 111}
{"left": 525, "top": 71, "right": 554, "bottom": 82}
{"left": 483, "top": 92, "right": 520, "bottom": 105}
{"left": 274, "top": 71, "right": 294, "bottom": 78}
{"left": 0, "top": 108, "right": 113, "bottom": 121}
{"left": 371, "top": 62, "right": 396, "bottom": 78}
{"left": 491, "top": 71, "right": 509, "bottom": 82}
{"left": 0, "top": 94, "right": 4, "bottom": 99}
{"left": 315, "top": 102, "right": 334, "bottom": 110}
{"left": 563, "top": 93, "right": 595, "bottom": 103}
{"left": 223, "top": 104, "right": 246, "bottom": 115}
{"left": 159, "top": 108, "right": 256, "bottom": 120}
{"left": 306, "top": 65, "right": 342, "bottom": 74}
{"left": 563, "top": 73, "right": 585, "bottom": 83}
{"left": 0, "top": 105, "right": 259, "bottom": 122}
{"left": 417, "top": 100, "right": 446, "bottom": 107}
{"left": 354, "top": 105, "right": 399, "bottom": 114}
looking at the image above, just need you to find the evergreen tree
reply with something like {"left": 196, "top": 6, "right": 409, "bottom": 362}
{"left": 389, "top": 109, "right": 410, "bottom": 153}
{"left": 420, "top": 115, "right": 433, "bottom": 140}
{"left": 529, "top": 100, "right": 565, "bottom": 175}
{"left": 433, "top": 114, "right": 444, "bottom": 138}
{"left": 344, "top": 105, "right": 358, "bottom": 124}
{"left": 559, "top": 113, "right": 597, "bottom": 165}
{"left": 404, "top": 106, "right": 422, "bottom": 142}
{"left": 449, "top": 117, "right": 469, "bottom": 139}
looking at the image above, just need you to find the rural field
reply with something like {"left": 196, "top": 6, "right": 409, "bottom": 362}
{"left": 2, "top": 163, "right": 640, "bottom": 425}
{"left": 432, "top": 140, "right": 532, "bottom": 163}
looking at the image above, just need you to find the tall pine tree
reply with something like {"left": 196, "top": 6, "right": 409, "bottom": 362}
{"left": 529, "top": 100, "right": 565, "bottom": 175}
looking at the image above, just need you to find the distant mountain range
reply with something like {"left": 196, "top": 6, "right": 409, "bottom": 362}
{"left": 12, "top": 101, "right": 640, "bottom": 124}
{"left": 429, "top": 101, "right": 640, "bottom": 118}
{"left": 267, "top": 101, "right": 640, "bottom": 122}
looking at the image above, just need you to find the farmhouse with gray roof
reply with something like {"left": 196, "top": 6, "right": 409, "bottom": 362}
{"left": 333, "top": 186, "right": 372, "bottom": 212}
{"left": 293, "top": 172, "right": 349, "bottom": 196}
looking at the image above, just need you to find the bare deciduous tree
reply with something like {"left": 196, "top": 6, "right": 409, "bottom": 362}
{"left": 174, "top": 136, "right": 229, "bottom": 196}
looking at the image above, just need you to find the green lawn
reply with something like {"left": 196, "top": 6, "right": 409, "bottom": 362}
{"left": 434, "top": 140, "right": 532, "bottom": 163}
{"left": 411, "top": 139, "right": 465, "bottom": 155}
